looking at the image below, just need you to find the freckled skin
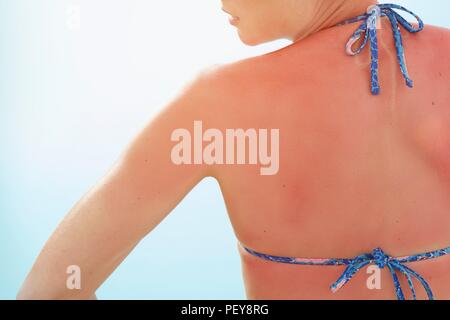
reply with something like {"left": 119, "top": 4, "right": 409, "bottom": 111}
{"left": 17, "top": 7, "right": 450, "bottom": 299}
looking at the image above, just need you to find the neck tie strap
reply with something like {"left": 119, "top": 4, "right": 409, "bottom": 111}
{"left": 338, "top": 3, "right": 424, "bottom": 95}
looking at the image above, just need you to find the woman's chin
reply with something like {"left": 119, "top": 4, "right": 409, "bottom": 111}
{"left": 237, "top": 31, "right": 266, "bottom": 46}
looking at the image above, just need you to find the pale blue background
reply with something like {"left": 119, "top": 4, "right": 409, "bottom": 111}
{"left": 1, "top": 0, "right": 449, "bottom": 299}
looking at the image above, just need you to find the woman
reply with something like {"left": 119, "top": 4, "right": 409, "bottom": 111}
{"left": 17, "top": 0, "right": 450, "bottom": 299}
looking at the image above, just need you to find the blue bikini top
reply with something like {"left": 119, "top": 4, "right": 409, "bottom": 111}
{"left": 241, "top": 4, "right": 450, "bottom": 300}
{"left": 337, "top": 3, "right": 424, "bottom": 95}
{"left": 241, "top": 243, "right": 450, "bottom": 300}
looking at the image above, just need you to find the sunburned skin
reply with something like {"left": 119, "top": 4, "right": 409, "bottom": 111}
{"left": 17, "top": 15, "right": 450, "bottom": 299}
{"left": 219, "top": 18, "right": 450, "bottom": 299}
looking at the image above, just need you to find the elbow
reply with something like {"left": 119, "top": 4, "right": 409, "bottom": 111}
{"left": 16, "top": 286, "right": 39, "bottom": 300}
{"left": 17, "top": 285, "right": 97, "bottom": 300}
{"left": 16, "top": 284, "right": 54, "bottom": 300}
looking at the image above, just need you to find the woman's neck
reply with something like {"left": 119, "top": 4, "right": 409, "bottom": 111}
{"left": 291, "top": 0, "right": 379, "bottom": 42}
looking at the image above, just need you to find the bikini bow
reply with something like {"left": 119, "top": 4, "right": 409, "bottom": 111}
{"left": 330, "top": 247, "right": 434, "bottom": 300}
{"left": 338, "top": 3, "right": 424, "bottom": 95}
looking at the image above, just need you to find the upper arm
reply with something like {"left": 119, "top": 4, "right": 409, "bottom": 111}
{"left": 17, "top": 66, "right": 224, "bottom": 299}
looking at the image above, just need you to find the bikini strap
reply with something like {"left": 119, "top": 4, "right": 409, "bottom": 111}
{"left": 329, "top": 247, "right": 438, "bottom": 300}
{"left": 337, "top": 3, "right": 424, "bottom": 95}
{"left": 241, "top": 243, "right": 450, "bottom": 300}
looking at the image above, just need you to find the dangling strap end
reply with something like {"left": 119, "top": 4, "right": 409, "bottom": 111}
{"left": 406, "top": 78, "right": 414, "bottom": 88}
{"left": 372, "top": 85, "right": 380, "bottom": 95}
{"left": 330, "top": 279, "right": 346, "bottom": 294}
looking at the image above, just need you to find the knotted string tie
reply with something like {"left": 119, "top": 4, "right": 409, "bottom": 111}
{"left": 330, "top": 247, "right": 434, "bottom": 300}
{"left": 337, "top": 3, "right": 424, "bottom": 95}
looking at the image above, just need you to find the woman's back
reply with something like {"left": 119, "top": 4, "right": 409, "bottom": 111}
{"left": 17, "top": 2, "right": 450, "bottom": 300}
{"left": 211, "top": 19, "right": 450, "bottom": 299}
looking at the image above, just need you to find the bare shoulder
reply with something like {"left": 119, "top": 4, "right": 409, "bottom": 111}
{"left": 191, "top": 56, "right": 285, "bottom": 116}
{"left": 188, "top": 60, "right": 255, "bottom": 106}
{"left": 423, "top": 25, "right": 450, "bottom": 71}
{"left": 421, "top": 24, "right": 450, "bottom": 40}
{"left": 196, "top": 56, "right": 273, "bottom": 90}
{"left": 404, "top": 24, "right": 450, "bottom": 180}
{"left": 413, "top": 24, "right": 450, "bottom": 54}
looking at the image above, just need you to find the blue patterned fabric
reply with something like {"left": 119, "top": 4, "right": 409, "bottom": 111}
{"left": 336, "top": 3, "right": 424, "bottom": 95}
{"left": 241, "top": 244, "right": 450, "bottom": 300}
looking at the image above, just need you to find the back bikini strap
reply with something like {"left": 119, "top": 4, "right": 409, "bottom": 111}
{"left": 337, "top": 3, "right": 424, "bottom": 95}
{"left": 241, "top": 244, "right": 450, "bottom": 300}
